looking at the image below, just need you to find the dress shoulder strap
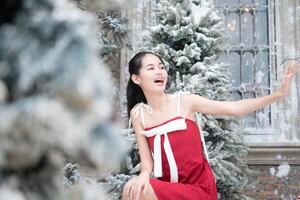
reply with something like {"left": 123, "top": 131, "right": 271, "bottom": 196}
{"left": 128, "top": 102, "right": 153, "bottom": 129}
{"left": 176, "top": 91, "right": 191, "bottom": 116}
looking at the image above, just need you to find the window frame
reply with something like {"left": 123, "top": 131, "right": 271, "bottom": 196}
{"left": 213, "top": 0, "right": 279, "bottom": 139}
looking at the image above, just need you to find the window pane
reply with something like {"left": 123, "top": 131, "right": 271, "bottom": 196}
{"left": 232, "top": 91, "right": 242, "bottom": 100}
{"left": 242, "top": 52, "right": 255, "bottom": 85}
{"left": 256, "top": 10, "right": 269, "bottom": 45}
{"left": 256, "top": 50, "right": 270, "bottom": 95}
{"left": 227, "top": 12, "right": 240, "bottom": 46}
{"left": 256, "top": 0, "right": 268, "bottom": 6}
{"left": 229, "top": 52, "right": 241, "bottom": 87}
{"left": 241, "top": 0, "right": 252, "bottom": 4}
{"left": 241, "top": 12, "right": 254, "bottom": 45}
{"left": 257, "top": 106, "right": 271, "bottom": 128}
{"left": 230, "top": 0, "right": 240, "bottom": 6}
{"left": 244, "top": 112, "right": 256, "bottom": 127}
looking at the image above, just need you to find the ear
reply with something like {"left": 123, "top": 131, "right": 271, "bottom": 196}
{"left": 131, "top": 74, "right": 141, "bottom": 85}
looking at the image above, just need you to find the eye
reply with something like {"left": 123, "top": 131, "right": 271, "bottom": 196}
{"left": 147, "top": 67, "right": 154, "bottom": 70}
{"left": 160, "top": 66, "right": 165, "bottom": 69}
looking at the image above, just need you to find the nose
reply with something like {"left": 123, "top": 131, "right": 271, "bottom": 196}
{"left": 155, "top": 66, "right": 163, "bottom": 74}
{"left": 155, "top": 70, "right": 163, "bottom": 76}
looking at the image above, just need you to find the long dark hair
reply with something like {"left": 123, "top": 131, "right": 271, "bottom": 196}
{"left": 126, "top": 51, "right": 164, "bottom": 117}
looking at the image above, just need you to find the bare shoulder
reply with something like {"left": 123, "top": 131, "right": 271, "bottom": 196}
{"left": 180, "top": 92, "right": 197, "bottom": 103}
{"left": 180, "top": 92, "right": 208, "bottom": 113}
{"left": 178, "top": 92, "right": 196, "bottom": 113}
{"left": 129, "top": 105, "right": 144, "bottom": 131}
{"left": 130, "top": 106, "right": 141, "bottom": 126}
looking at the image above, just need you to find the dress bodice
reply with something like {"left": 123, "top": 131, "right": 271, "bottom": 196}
{"left": 128, "top": 92, "right": 209, "bottom": 182}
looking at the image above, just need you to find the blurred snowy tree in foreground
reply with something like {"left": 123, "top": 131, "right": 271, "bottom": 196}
{"left": 0, "top": 0, "right": 128, "bottom": 199}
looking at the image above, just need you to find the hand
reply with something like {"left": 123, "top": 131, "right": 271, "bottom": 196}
{"left": 297, "top": 195, "right": 300, "bottom": 200}
{"left": 126, "top": 172, "right": 149, "bottom": 200}
{"left": 278, "top": 60, "right": 300, "bottom": 96}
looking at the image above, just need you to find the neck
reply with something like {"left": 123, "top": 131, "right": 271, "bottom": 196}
{"left": 144, "top": 92, "right": 168, "bottom": 112}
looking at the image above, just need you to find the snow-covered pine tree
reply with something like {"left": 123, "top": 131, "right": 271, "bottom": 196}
{"left": 97, "top": 10, "right": 131, "bottom": 109}
{"left": 0, "top": 0, "right": 127, "bottom": 199}
{"left": 97, "top": 10, "right": 131, "bottom": 64}
{"left": 143, "top": 0, "right": 252, "bottom": 199}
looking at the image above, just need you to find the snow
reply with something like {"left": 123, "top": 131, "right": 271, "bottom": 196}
{"left": 191, "top": 3, "right": 210, "bottom": 26}
{"left": 190, "top": 2, "right": 221, "bottom": 27}
{"left": 269, "top": 167, "right": 275, "bottom": 176}
{"left": 255, "top": 70, "right": 265, "bottom": 84}
{"left": 275, "top": 163, "right": 290, "bottom": 178}
{"left": 269, "top": 163, "right": 291, "bottom": 183}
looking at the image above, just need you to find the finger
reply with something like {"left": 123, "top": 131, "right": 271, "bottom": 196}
{"left": 283, "top": 62, "right": 290, "bottom": 78}
{"left": 130, "top": 182, "right": 135, "bottom": 200}
{"left": 130, "top": 180, "right": 134, "bottom": 199}
{"left": 290, "top": 60, "right": 297, "bottom": 71}
{"left": 288, "top": 60, "right": 295, "bottom": 72}
{"left": 133, "top": 184, "right": 139, "bottom": 200}
{"left": 135, "top": 184, "right": 142, "bottom": 200}
{"left": 285, "top": 61, "right": 295, "bottom": 78}
{"left": 288, "top": 61, "right": 299, "bottom": 77}
{"left": 143, "top": 182, "right": 148, "bottom": 195}
{"left": 126, "top": 182, "right": 132, "bottom": 196}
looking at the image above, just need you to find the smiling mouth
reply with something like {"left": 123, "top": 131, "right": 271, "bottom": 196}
{"left": 153, "top": 80, "right": 165, "bottom": 88}
{"left": 154, "top": 80, "right": 164, "bottom": 83}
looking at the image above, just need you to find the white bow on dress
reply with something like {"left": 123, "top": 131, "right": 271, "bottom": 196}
{"left": 140, "top": 117, "right": 187, "bottom": 182}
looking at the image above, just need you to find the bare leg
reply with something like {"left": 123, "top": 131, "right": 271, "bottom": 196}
{"left": 121, "top": 180, "right": 158, "bottom": 200}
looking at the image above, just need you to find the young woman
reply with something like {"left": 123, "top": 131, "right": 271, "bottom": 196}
{"left": 122, "top": 51, "right": 299, "bottom": 200}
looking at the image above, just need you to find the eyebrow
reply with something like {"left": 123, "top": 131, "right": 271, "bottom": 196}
{"left": 144, "top": 63, "right": 163, "bottom": 67}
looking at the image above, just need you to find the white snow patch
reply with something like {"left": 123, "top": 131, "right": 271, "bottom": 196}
{"left": 191, "top": 4, "right": 209, "bottom": 26}
{"left": 255, "top": 71, "right": 265, "bottom": 84}
{"left": 269, "top": 167, "right": 276, "bottom": 176}
{"left": 275, "top": 163, "right": 290, "bottom": 178}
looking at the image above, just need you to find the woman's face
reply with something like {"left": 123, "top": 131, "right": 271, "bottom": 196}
{"left": 131, "top": 53, "right": 168, "bottom": 94}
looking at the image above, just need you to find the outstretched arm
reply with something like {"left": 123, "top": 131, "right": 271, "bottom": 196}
{"left": 187, "top": 60, "right": 300, "bottom": 116}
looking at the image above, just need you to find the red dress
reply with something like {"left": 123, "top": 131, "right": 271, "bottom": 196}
{"left": 144, "top": 116, "right": 218, "bottom": 200}
{"left": 130, "top": 92, "right": 218, "bottom": 200}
